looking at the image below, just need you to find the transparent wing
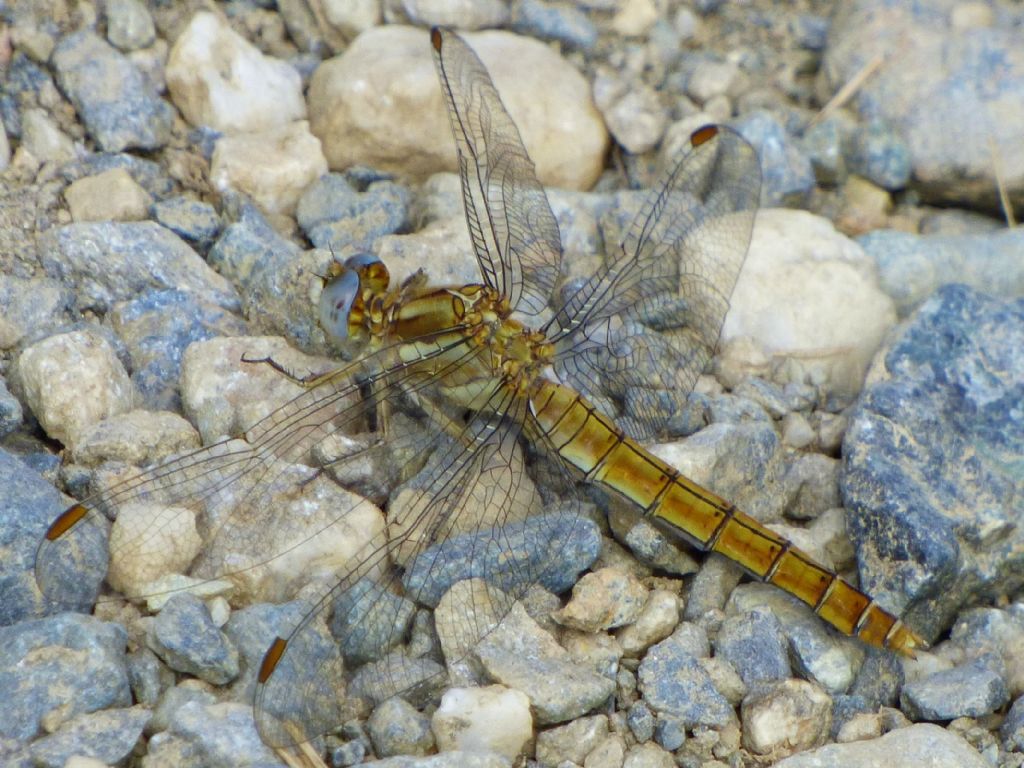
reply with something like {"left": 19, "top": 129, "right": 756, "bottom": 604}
{"left": 254, "top": 372, "right": 596, "bottom": 747}
{"left": 431, "top": 27, "right": 563, "bottom": 318}
{"left": 34, "top": 334, "right": 479, "bottom": 612}
{"left": 547, "top": 126, "right": 761, "bottom": 440}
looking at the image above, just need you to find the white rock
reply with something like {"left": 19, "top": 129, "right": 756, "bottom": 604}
{"left": 20, "top": 107, "right": 76, "bottom": 164}
{"left": 65, "top": 167, "right": 152, "bottom": 222}
{"left": 623, "top": 741, "right": 675, "bottom": 768}
{"left": 107, "top": 501, "right": 204, "bottom": 598}
{"left": 210, "top": 120, "right": 328, "bottom": 216}
{"left": 616, "top": 589, "right": 681, "bottom": 656}
{"left": 611, "top": 0, "right": 659, "bottom": 36}
{"left": 773, "top": 723, "right": 989, "bottom": 768}
{"left": 687, "top": 59, "right": 740, "bottom": 103}
{"left": 179, "top": 335, "right": 340, "bottom": 443}
{"left": 321, "top": 0, "right": 381, "bottom": 39}
{"left": 105, "top": 0, "right": 156, "bottom": 50}
{"left": 64, "top": 756, "right": 110, "bottom": 768}
{"left": 308, "top": 26, "right": 608, "bottom": 190}
{"left": 432, "top": 685, "right": 533, "bottom": 760}
{"left": 781, "top": 411, "right": 815, "bottom": 449}
{"left": 835, "top": 711, "right": 882, "bottom": 742}
{"left": 554, "top": 566, "right": 649, "bottom": 632}
{"left": 140, "top": 575, "right": 235, "bottom": 612}
{"left": 721, "top": 209, "right": 897, "bottom": 398}
{"left": 435, "top": 579, "right": 509, "bottom": 688}
{"left": 166, "top": 11, "right": 305, "bottom": 134}
{"left": 585, "top": 734, "right": 626, "bottom": 768}
{"left": 207, "top": 596, "right": 231, "bottom": 627}
{"left": 593, "top": 69, "right": 667, "bottom": 155}
{"left": 741, "top": 679, "right": 832, "bottom": 757}
{"left": 535, "top": 714, "right": 609, "bottom": 767}
{"left": 18, "top": 330, "right": 134, "bottom": 447}
{"left": 397, "top": 0, "right": 509, "bottom": 29}
{"left": 188, "top": 450, "right": 387, "bottom": 603}
{"left": 71, "top": 409, "right": 201, "bottom": 466}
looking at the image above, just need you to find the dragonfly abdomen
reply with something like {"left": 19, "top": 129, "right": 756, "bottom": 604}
{"left": 528, "top": 378, "right": 924, "bottom": 656}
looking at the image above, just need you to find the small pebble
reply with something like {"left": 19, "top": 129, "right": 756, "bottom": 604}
{"left": 65, "top": 167, "right": 152, "bottom": 222}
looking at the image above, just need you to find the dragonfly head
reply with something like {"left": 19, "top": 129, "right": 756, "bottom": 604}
{"left": 319, "top": 253, "right": 391, "bottom": 351}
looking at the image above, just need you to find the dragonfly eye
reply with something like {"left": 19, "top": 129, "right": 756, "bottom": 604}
{"left": 319, "top": 253, "right": 392, "bottom": 345}
{"left": 319, "top": 266, "right": 362, "bottom": 342}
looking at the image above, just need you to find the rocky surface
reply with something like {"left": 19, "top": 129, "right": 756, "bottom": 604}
{"left": 1, "top": 1, "right": 1021, "bottom": 767}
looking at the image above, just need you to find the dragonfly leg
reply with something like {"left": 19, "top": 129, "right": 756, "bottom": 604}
{"left": 240, "top": 353, "right": 341, "bottom": 388}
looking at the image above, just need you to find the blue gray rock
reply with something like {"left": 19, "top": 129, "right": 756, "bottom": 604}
{"left": 147, "top": 593, "right": 239, "bottom": 685}
{"left": 858, "top": 227, "right": 1024, "bottom": 317}
{"left": 402, "top": 512, "right": 601, "bottom": 607}
{"left": 715, "top": 608, "right": 792, "bottom": 686}
{"left": 109, "top": 289, "right": 248, "bottom": 411}
{"left": 208, "top": 199, "right": 325, "bottom": 352}
{"left": 61, "top": 152, "right": 176, "bottom": 199}
{"left": 37, "top": 222, "right": 240, "bottom": 315}
{"left": 654, "top": 715, "right": 687, "bottom": 751}
{"left": 296, "top": 174, "right": 410, "bottom": 252}
{"left": 799, "top": 115, "right": 852, "bottom": 186}
{"left": 28, "top": 706, "right": 150, "bottom": 768}
{"left": 0, "top": 613, "right": 130, "bottom": 741}
{"left": 367, "top": 697, "right": 434, "bottom": 757}
{"left": 790, "top": 13, "right": 830, "bottom": 51}
{"left": 707, "top": 393, "right": 772, "bottom": 425}
{"left": 331, "top": 578, "right": 417, "bottom": 665}
{"left": 1, "top": 53, "right": 55, "bottom": 139}
{"left": 151, "top": 197, "right": 223, "bottom": 251}
{"left": 348, "top": 651, "right": 448, "bottom": 709}
{"left": 126, "top": 646, "right": 167, "bottom": 707}
{"left": 224, "top": 600, "right": 340, "bottom": 708}
{"left": 627, "top": 701, "right": 656, "bottom": 742}
{"left": 637, "top": 630, "right": 734, "bottom": 729}
{"left": 51, "top": 31, "right": 173, "bottom": 151}
{"left": 900, "top": 655, "right": 1009, "bottom": 720}
{"left": 148, "top": 684, "right": 218, "bottom": 736}
{"left": 0, "top": 377, "right": 23, "bottom": 437}
{"left": 510, "top": 0, "right": 599, "bottom": 50}
{"left": 1002, "top": 695, "right": 1024, "bottom": 751}
{"left": 0, "top": 449, "right": 103, "bottom": 623}
{"left": 842, "top": 285, "right": 1024, "bottom": 644}
{"left": 734, "top": 110, "right": 815, "bottom": 206}
{"left": 822, "top": 0, "right": 1024, "bottom": 210}
{"left": 0, "top": 274, "right": 73, "bottom": 351}
{"left": 726, "top": 585, "right": 862, "bottom": 695}
{"left": 145, "top": 700, "right": 283, "bottom": 768}
{"left": 474, "top": 603, "right": 614, "bottom": 725}
{"left": 846, "top": 120, "right": 912, "bottom": 190}
{"left": 829, "top": 694, "right": 871, "bottom": 741}
{"left": 847, "top": 650, "right": 902, "bottom": 709}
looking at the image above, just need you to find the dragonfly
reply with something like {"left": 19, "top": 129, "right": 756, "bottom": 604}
{"left": 36, "top": 27, "right": 924, "bottom": 750}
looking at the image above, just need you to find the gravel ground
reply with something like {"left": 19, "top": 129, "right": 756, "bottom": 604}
{"left": 1, "top": 1, "right": 1023, "bottom": 767}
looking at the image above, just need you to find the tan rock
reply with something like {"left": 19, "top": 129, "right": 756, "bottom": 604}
{"left": 65, "top": 167, "right": 152, "bottom": 222}
{"left": 722, "top": 209, "right": 897, "bottom": 398}
{"left": 210, "top": 121, "right": 328, "bottom": 216}
{"left": 308, "top": 26, "right": 608, "bottom": 190}
{"left": 18, "top": 330, "right": 134, "bottom": 447}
